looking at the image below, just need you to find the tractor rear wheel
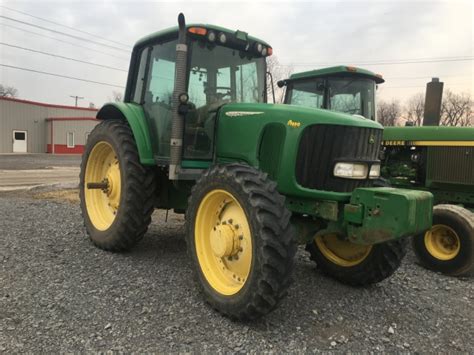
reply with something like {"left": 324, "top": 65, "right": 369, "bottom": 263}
{"left": 412, "top": 204, "right": 474, "bottom": 276}
{"left": 80, "top": 119, "right": 156, "bottom": 251}
{"left": 306, "top": 234, "right": 407, "bottom": 286}
{"left": 186, "top": 164, "right": 296, "bottom": 320}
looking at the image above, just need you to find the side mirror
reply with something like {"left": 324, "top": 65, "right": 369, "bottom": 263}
{"left": 277, "top": 80, "right": 286, "bottom": 88}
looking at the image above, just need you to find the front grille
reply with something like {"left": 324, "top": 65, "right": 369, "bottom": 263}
{"left": 427, "top": 146, "right": 474, "bottom": 186}
{"left": 296, "top": 124, "right": 383, "bottom": 192}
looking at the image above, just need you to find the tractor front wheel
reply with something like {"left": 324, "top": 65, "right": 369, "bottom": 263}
{"left": 80, "top": 119, "right": 156, "bottom": 251}
{"left": 306, "top": 234, "right": 407, "bottom": 286}
{"left": 412, "top": 204, "right": 473, "bottom": 276}
{"left": 186, "top": 164, "right": 296, "bottom": 320}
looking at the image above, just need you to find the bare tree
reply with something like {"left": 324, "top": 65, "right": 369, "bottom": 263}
{"left": 0, "top": 84, "right": 18, "bottom": 97}
{"left": 266, "top": 56, "right": 293, "bottom": 103}
{"left": 440, "top": 90, "right": 473, "bottom": 127}
{"left": 405, "top": 92, "right": 424, "bottom": 126}
{"left": 110, "top": 90, "right": 123, "bottom": 102}
{"left": 377, "top": 99, "right": 401, "bottom": 126}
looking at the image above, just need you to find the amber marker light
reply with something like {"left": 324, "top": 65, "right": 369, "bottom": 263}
{"left": 346, "top": 66, "right": 357, "bottom": 72}
{"left": 188, "top": 27, "right": 207, "bottom": 35}
{"left": 267, "top": 47, "right": 273, "bottom": 56}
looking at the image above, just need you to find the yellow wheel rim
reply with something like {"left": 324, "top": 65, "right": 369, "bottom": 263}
{"left": 195, "top": 189, "right": 252, "bottom": 296}
{"left": 424, "top": 224, "right": 460, "bottom": 261}
{"left": 315, "top": 234, "right": 372, "bottom": 267}
{"left": 84, "top": 141, "right": 121, "bottom": 231}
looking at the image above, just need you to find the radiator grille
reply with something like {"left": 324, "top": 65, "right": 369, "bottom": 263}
{"left": 296, "top": 124, "right": 383, "bottom": 192}
{"left": 427, "top": 147, "right": 474, "bottom": 186}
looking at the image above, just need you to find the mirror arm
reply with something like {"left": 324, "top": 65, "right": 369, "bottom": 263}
{"left": 266, "top": 71, "right": 276, "bottom": 103}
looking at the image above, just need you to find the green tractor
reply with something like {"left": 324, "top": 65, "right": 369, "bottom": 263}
{"left": 80, "top": 15, "right": 432, "bottom": 320}
{"left": 280, "top": 66, "right": 473, "bottom": 276}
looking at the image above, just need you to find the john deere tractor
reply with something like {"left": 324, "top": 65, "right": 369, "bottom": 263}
{"left": 281, "top": 66, "right": 473, "bottom": 276}
{"left": 80, "top": 15, "right": 432, "bottom": 320}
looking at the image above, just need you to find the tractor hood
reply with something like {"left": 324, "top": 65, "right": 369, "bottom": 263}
{"left": 215, "top": 102, "right": 383, "bottom": 194}
{"left": 218, "top": 102, "right": 383, "bottom": 130}
{"left": 383, "top": 126, "right": 474, "bottom": 144}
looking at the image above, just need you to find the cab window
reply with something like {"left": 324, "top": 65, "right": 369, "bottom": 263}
{"left": 288, "top": 79, "right": 325, "bottom": 109}
{"left": 142, "top": 40, "right": 178, "bottom": 159}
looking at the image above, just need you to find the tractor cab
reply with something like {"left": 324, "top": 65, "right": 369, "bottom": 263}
{"left": 279, "top": 66, "right": 384, "bottom": 121}
{"left": 124, "top": 22, "right": 271, "bottom": 167}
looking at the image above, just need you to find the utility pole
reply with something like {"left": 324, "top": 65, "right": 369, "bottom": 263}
{"left": 70, "top": 95, "right": 84, "bottom": 107}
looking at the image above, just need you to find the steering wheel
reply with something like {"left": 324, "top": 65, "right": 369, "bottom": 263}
{"left": 206, "top": 86, "right": 232, "bottom": 100}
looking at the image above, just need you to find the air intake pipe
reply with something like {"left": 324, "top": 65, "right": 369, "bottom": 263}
{"left": 169, "top": 13, "right": 188, "bottom": 180}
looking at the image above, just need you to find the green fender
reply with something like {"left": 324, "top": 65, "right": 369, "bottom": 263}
{"left": 96, "top": 102, "right": 155, "bottom": 165}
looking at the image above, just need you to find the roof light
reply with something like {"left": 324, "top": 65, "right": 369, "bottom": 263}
{"left": 261, "top": 47, "right": 267, "bottom": 56}
{"left": 218, "top": 32, "right": 227, "bottom": 43}
{"left": 346, "top": 66, "right": 357, "bottom": 72}
{"left": 376, "top": 73, "right": 383, "bottom": 79}
{"left": 188, "top": 27, "right": 207, "bottom": 36}
{"left": 207, "top": 31, "right": 216, "bottom": 42}
{"left": 256, "top": 43, "right": 263, "bottom": 53}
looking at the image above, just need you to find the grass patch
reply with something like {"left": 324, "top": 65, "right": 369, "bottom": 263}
{"left": 33, "top": 189, "right": 80, "bottom": 204}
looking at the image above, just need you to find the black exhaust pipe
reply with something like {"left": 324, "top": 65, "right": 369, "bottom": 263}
{"left": 169, "top": 13, "right": 187, "bottom": 180}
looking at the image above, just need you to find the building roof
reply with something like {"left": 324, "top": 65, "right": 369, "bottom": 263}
{"left": 0, "top": 96, "right": 99, "bottom": 112}
{"left": 289, "top": 65, "right": 385, "bottom": 84}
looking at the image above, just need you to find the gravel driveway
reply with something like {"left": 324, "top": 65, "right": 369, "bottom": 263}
{"left": 1, "top": 192, "right": 473, "bottom": 353}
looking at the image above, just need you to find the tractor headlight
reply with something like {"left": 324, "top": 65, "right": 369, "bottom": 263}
{"left": 256, "top": 43, "right": 263, "bottom": 53}
{"left": 333, "top": 162, "right": 368, "bottom": 179}
{"left": 369, "top": 164, "right": 381, "bottom": 179}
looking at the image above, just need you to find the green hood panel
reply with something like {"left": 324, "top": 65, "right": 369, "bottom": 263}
{"left": 216, "top": 102, "right": 383, "bottom": 201}
{"left": 383, "top": 126, "right": 474, "bottom": 142}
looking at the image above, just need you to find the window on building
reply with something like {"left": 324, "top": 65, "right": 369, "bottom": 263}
{"left": 67, "top": 132, "right": 75, "bottom": 148}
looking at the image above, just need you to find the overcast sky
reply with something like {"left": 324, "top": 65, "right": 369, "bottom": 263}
{"left": 0, "top": 0, "right": 472, "bottom": 108}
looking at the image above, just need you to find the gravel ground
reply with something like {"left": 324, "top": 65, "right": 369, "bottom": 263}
{"left": 1, "top": 193, "right": 473, "bottom": 353}
{"left": 0, "top": 154, "right": 81, "bottom": 170}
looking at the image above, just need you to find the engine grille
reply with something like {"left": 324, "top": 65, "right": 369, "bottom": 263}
{"left": 427, "top": 146, "right": 474, "bottom": 186}
{"left": 296, "top": 124, "right": 383, "bottom": 192}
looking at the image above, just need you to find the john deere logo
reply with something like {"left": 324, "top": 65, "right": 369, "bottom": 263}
{"left": 369, "top": 134, "right": 376, "bottom": 144}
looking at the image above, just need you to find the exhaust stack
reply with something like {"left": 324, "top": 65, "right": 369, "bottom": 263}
{"left": 169, "top": 13, "right": 188, "bottom": 180}
{"left": 423, "top": 77, "right": 444, "bottom": 126}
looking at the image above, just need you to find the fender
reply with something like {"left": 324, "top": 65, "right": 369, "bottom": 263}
{"left": 96, "top": 102, "right": 155, "bottom": 165}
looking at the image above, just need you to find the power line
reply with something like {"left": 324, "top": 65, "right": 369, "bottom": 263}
{"left": 0, "top": 42, "right": 128, "bottom": 72}
{"left": 0, "top": 15, "right": 130, "bottom": 53}
{"left": 0, "top": 64, "right": 125, "bottom": 88}
{"left": 382, "top": 83, "right": 473, "bottom": 89}
{"left": 0, "top": 5, "right": 132, "bottom": 49}
{"left": 279, "top": 57, "right": 474, "bottom": 67}
{"left": 385, "top": 74, "right": 469, "bottom": 80}
{"left": 0, "top": 23, "right": 130, "bottom": 61}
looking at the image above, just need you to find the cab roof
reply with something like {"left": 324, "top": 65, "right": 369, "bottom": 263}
{"left": 135, "top": 23, "right": 271, "bottom": 49}
{"left": 289, "top": 65, "right": 385, "bottom": 84}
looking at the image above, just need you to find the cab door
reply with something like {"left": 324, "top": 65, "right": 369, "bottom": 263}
{"left": 131, "top": 40, "right": 177, "bottom": 162}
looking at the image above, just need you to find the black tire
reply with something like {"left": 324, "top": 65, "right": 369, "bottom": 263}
{"left": 186, "top": 164, "right": 296, "bottom": 320}
{"left": 80, "top": 119, "right": 156, "bottom": 251}
{"left": 306, "top": 237, "right": 407, "bottom": 286}
{"left": 412, "top": 204, "right": 474, "bottom": 276}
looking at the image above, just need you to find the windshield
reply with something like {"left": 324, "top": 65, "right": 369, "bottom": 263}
{"left": 327, "top": 78, "right": 375, "bottom": 120}
{"left": 287, "top": 77, "right": 376, "bottom": 120}
{"left": 188, "top": 41, "right": 267, "bottom": 107}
